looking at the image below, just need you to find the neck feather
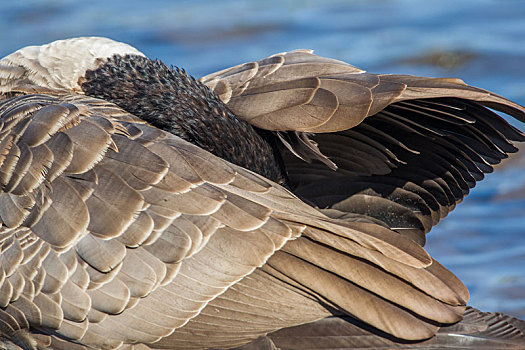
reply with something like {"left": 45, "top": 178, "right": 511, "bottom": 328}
{"left": 81, "top": 55, "right": 285, "bottom": 184}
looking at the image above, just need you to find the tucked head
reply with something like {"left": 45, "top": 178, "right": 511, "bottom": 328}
{"left": 0, "top": 37, "right": 286, "bottom": 184}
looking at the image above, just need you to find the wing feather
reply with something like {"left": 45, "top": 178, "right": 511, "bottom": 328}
{"left": 203, "top": 50, "right": 525, "bottom": 247}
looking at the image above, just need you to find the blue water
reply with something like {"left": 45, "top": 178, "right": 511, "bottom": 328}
{"left": 1, "top": 0, "right": 524, "bottom": 318}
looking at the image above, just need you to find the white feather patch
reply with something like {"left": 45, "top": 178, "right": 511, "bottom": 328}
{"left": 0, "top": 37, "right": 145, "bottom": 92}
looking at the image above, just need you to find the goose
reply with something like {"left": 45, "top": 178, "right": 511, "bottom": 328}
{"left": 0, "top": 37, "right": 523, "bottom": 350}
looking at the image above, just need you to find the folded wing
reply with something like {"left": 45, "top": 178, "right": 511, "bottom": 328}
{"left": 0, "top": 88, "right": 456, "bottom": 348}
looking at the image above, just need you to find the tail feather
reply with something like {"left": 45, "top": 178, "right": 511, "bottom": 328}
{"left": 234, "top": 307, "right": 525, "bottom": 350}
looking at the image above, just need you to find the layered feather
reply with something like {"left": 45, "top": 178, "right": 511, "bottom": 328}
{"left": 0, "top": 38, "right": 522, "bottom": 350}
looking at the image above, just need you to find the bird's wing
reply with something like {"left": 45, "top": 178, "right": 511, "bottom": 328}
{"left": 201, "top": 50, "right": 525, "bottom": 245}
{"left": 245, "top": 307, "right": 525, "bottom": 350}
{"left": 0, "top": 87, "right": 460, "bottom": 349}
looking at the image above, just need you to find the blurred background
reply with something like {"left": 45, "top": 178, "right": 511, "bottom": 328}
{"left": 1, "top": 0, "right": 524, "bottom": 318}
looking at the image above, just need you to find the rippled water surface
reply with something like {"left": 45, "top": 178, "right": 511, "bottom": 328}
{"left": 1, "top": 0, "right": 524, "bottom": 317}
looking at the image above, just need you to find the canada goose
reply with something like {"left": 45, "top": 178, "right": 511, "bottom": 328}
{"left": 0, "top": 36, "right": 523, "bottom": 349}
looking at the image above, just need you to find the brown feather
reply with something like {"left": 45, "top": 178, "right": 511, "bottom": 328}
{"left": 0, "top": 41, "right": 523, "bottom": 349}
